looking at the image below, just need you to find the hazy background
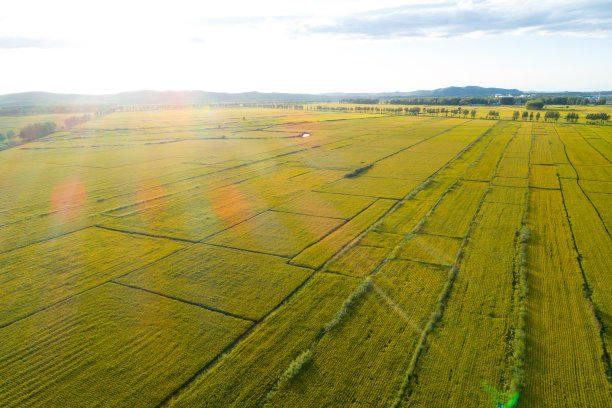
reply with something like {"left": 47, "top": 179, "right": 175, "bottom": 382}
{"left": 1, "top": 0, "right": 611, "bottom": 94}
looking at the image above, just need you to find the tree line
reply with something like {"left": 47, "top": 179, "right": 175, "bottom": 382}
{"left": 0, "top": 113, "right": 98, "bottom": 149}
{"left": 585, "top": 113, "right": 611, "bottom": 122}
{"left": 388, "top": 97, "right": 497, "bottom": 106}
{"left": 373, "top": 95, "right": 607, "bottom": 107}
{"left": 339, "top": 98, "right": 379, "bottom": 104}
{"left": 64, "top": 114, "right": 93, "bottom": 128}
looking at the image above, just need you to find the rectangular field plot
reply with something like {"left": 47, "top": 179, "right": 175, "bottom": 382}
{"left": 420, "top": 180, "right": 488, "bottom": 238}
{"left": 366, "top": 120, "right": 494, "bottom": 180}
{"left": 169, "top": 273, "right": 359, "bottom": 408}
{"left": 530, "top": 164, "right": 560, "bottom": 189}
{"left": 555, "top": 163, "right": 578, "bottom": 179}
{"left": 272, "top": 191, "right": 375, "bottom": 219}
{"left": 484, "top": 185, "right": 527, "bottom": 205}
{"left": 0, "top": 283, "right": 251, "bottom": 408}
{"left": 372, "top": 259, "right": 448, "bottom": 328}
{"left": 316, "top": 175, "right": 422, "bottom": 200}
{"left": 290, "top": 199, "right": 396, "bottom": 269}
{"left": 0, "top": 210, "right": 102, "bottom": 254}
{"left": 396, "top": 233, "right": 461, "bottom": 266}
{"left": 117, "top": 244, "right": 312, "bottom": 321}
{"left": 263, "top": 288, "right": 420, "bottom": 408}
{"left": 0, "top": 227, "right": 183, "bottom": 327}
{"left": 377, "top": 198, "right": 436, "bottom": 235}
{"left": 99, "top": 184, "right": 270, "bottom": 241}
{"left": 580, "top": 179, "right": 612, "bottom": 193}
{"left": 357, "top": 230, "right": 404, "bottom": 248}
{"left": 492, "top": 176, "right": 528, "bottom": 187}
{"left": 573, "top": 164, "right": 612, "bottom": 181}
{"left": 205, "top": 210, "right": 344, "bottom": 257}
{"left": 496, "top": 156, "right": 530, "bottom": 178}
{"left": 326, "top": 245, "right": 390, "bottom": 277}
{"left": 462, "top": 122, "right": 519, "bottom": 181}
{"left": 402, "top": 201, "right": 524, "bottom": 408}
{"left": 286, "top": 168, "right": 345, "bottom": 184}
{"left": 585, "top": 191, "right": 612, "bottom": 232}
{"left": 559, "top": 179, "right": 612, "bottom": 352}
{"left": 99, "top": 165, "right": 323, "bottom": 241}
{"left": 522, "top": 189, "right": 612, "bottom": 407}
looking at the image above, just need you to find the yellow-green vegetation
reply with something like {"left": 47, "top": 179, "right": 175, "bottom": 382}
{"left": 402, "top": 199, "right": 527, "bottom": 407}
{"left": 316, "top": 175, "right": 421, "bottom": 199}
{"left": 0, "top": 283, "right": 251, "bottom": 408}
{"left": 420, "top": 180, "right": 489, "bottom": 237}
{"left": 326, "top": 245, "right": 390, "bottom": 277}
{"left": 395, "top": 233, "right": 461, "bottom": 266}
{"left": 584, "top": 191, "right": 612, "bottom": 232}
{"left": 559, "top": 178, "right": 612, "bottom": 355}
{"left": 522, "top": 188, "right": 612, "bottom": 407}
{"left": 378, "top": 198, "right": 436, "bottom": 234}
{"left": 357, "top": 230, "right": 404, "bottom": 247}
{"left": 168, "top": 274, "right": 359, "bottom": 408}
{"left": 372, "top": 260, "right": 449, "bottom": 328}
{"left": 493, "top": 176, "right": 529, "bottom": 187}
{"left": 117, "top": 243, "right": 313, "bottom": 321}
{"left": 204, "top": 210, "right": 344, "bottom": 257}
{"left": 2, "top": 107, "right": 612, "bottom": 408}
{"left": 485, "top": 185, "right": 528, "bottom": 205}
{"left": 262, "top": 287, "right": 419, "bottom": 408}
{"left": 271, "top": 191, "right": 375, "bottom": 219}
{"left": 290, "top": 198, "right": 396, "bottom": 269}
{"left": 530, "top": 164, "right": 560, "bottom": 189}
{"left": 0, "top": 227, "right": 183, "bottom": 327}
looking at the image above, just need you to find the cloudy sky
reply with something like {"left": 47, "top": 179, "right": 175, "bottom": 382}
{"left": 1, "top": 0, "right": 611, "bottom": 94}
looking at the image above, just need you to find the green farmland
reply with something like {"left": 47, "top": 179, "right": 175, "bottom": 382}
{"left": 1, "top": 107, "right": 611, "bottom": 407}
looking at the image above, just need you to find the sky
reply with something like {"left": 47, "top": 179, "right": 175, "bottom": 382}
{"left": 1, "top": 0, "right": 611, "bottom": 94}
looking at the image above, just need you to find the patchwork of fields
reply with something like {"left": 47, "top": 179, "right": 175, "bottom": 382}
{"left": 1, "top": 108, "right": 611, "bottom": 407}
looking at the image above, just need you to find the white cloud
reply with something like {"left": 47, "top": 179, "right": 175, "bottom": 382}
{"left": 0, "top": 1, "right": 610, "bottom": 94}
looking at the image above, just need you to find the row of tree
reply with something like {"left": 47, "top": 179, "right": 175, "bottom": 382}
{"left": 565, "top": 112, "right": 580, "bottom": 122}
{"left": 339, "top": 98, "right": 379, "bottom": 104}
{"left": 0, "top": 121, "right": 59, "bottom": 146}
{"left": 525, "top": 101, "right": 545, "bottom": 110}
{"left": 18, "top": 121, "right": 57, "bottom": 142}
{"left": 367, "top": 96, "right": 608, "bottom": 107}
{"left": 585, "top": 113, "right": 611, "bottom": 121}
{"left": 0, "top": 112, "right": 100, "bottom": 149}
{"left": 388, "top": 97, "right": 496, "bottom": 106}
{"left": 510, "top": 111, "right": 592, "bottom": 123}
{"left": 544, "top": 111, "right": 561, "bottom": 121}
{"left": 64, "top": 114, "right": 93, "bottom": 128}
{"left": 0, "top": 129, "right": 15, "bottom": 144}
{"left": 235, "top": 103, "right": 610, "bottom": 125}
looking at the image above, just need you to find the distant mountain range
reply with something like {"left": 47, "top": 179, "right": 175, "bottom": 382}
{"left": 0, "top": 86, "right": 608, "bottom": 107}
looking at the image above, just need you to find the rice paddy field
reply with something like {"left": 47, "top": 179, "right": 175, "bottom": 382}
{"left": 1, "top": 107, "right": 611, "bottom": 407}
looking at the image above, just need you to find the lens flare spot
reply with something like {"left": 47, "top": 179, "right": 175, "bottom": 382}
{"left": 51, "top": 178, "right": 86, "bottom": 214}
{"left": 210, "top": 183, "right": 250, "bottom": 226}
{"left": 135, "top": 183, "right": 168, "bottom": 222}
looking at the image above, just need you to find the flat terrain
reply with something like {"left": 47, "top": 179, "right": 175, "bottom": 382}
{"left": 1, "top": 107, "right": 611, "bottom": 407}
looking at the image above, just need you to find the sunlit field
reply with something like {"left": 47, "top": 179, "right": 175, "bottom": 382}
{"left": 1, "top": 107, "right": 611, "bottom": 408}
